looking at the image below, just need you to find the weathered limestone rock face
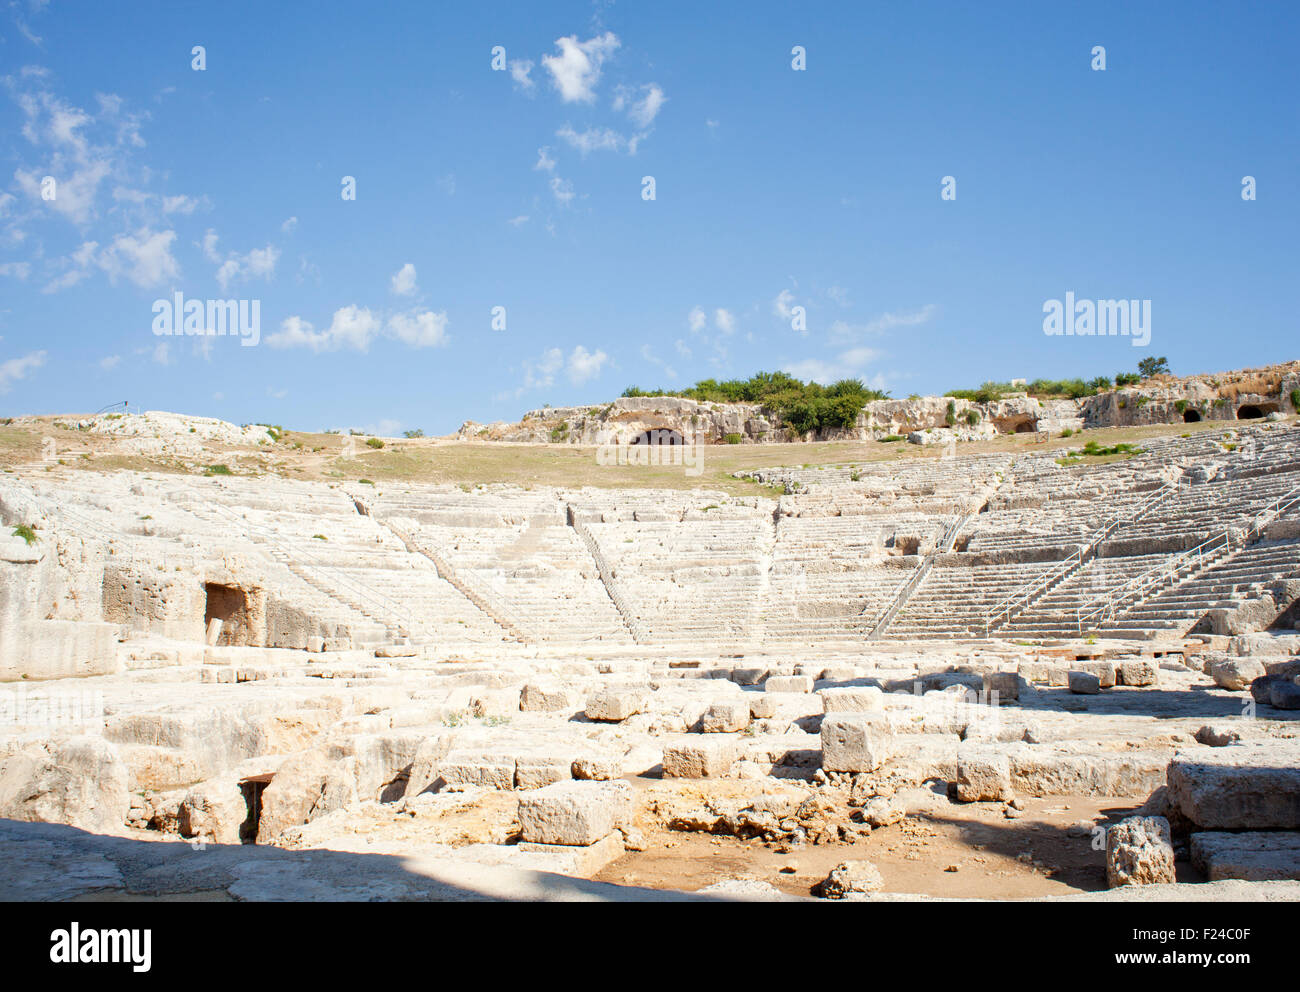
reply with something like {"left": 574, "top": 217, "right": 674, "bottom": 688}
{"left": 256, "top": 749, "right": 358, "bottom": 844}
{"left": 516, "top": 780, "right": 632, "bottom": 846}
{"left": 0, "top": 737, "right": 129, "bottom": 832}
{"left": 179, "top": 778, "right": 248, "bottom": 845}
{"left": 1106, "top": 816, "right": 1176, "bottom": 888}
{"left": 1167, "top": 744, "right": 1300, "bottom": 829}
{"left": 462, "top": 361, "right": 1300, "bottom": 450}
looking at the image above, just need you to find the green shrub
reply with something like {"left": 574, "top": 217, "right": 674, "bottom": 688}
{"left": 550, "top": 422, "right": 570, "bottom": 443}
{"left": 1115, "top": 372, "right": 1140, "bottom": 387}
{"left": 1060, "top": 428, "right": 1074, "bottom": 438}
{"left": 945, "top": 400, "right": 957, "bottom": 427}
{"left": 358, "top": 478, "right": 375, "bottom": 486}
{"left": 879, "top": 434, "right": 903, "bottom": 443}
{"left": 964, "top": 410, "right": 980, "bottom": 426}
{"left": 724, "top": 433, "right": 743, "bottom": 444}
{"left": 12, "top": 524, "right": 37, "bottom": 545}
{"left": 366, "top": 438, "right": 384, "bottom": 449}
{"left": 850, "top": 470, "right": 861, "bottom": 482}
{"left": 403, "top": 429, "right": 424, "bottom": 438}
{"left": 1290, "top": 389, "right": 1300, "bottom": 410}
{"left": 312, "top": 534, "right": 327, "bottom": 541}
{"left": 204, "top": 464, "right": 233, "bottom": 476}
{"left": 1175, "top": 399, "right": 1189, "bottom": 413}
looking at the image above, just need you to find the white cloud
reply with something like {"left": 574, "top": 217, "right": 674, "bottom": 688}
{"left": 509, "top": 59, "right": 535, "bottom": 92}
{"left": 617, "top": 83, "right": 666, "bottom": 128}
{"left": 507, "top": 214, "right": 529, "bottom": 227}
{"left": 281, "top": 216, "right": 298, "bottom": 233}
{"left": 541, "top": 32, "right": 620, "bottom": 103}
{"left": 98, "top": 227, "right": 180, "bottom": 288}
{"left": 0, "top": 262, "right": 31, "bottom": 279}
{"left": 98, "top": 354, "right": 120, "bottom": 371}
{"left": 783, "top": 346, "right": 882, "bottom": 385}
{"left": 386, "top": 309, "right": 448, "bottom": 348}
{"left": 534, "top": 146, "right": 556, "bottom": 172}
{"left": 214, "top": 243, "right": 278, "bottom": 291}
{"left": 390, "top": 262, "right": 418, "bottom": 296}
{"left": 549, "top": 176, "right": 575, "bottom": 205}
{"left": 556, "top": 124, "right": 629, "bottom": 156}
{"left": 773, "top": 289, "right": 796, "bottom": 319}
{"left": 827, "top": 285, "right": 849, "bottom": 307}
{"left": 268, "top": 305, "right": 447, "bottom": 352}
{"left": 152, "top": 340, "right": 171, "bottom": 366}
{"left": 522, "top": 347, "right": 564, "bottom": 392}
{"left": 161, "top": 194, "right": 204, "bottom": 215}
{"left": 0, "top": 350, "right": 45, "bottom": 392}
{"left": 714, "top": 308, "right": 735, "bottom": 334}
{"left": 829, "top": 304, "right": 939, "bottom": 343}
{"left": 687, "top": 306, "right": 707, "bottom": 333}
{"left": 567, "top": 344, "right": 608, "bottom": 384}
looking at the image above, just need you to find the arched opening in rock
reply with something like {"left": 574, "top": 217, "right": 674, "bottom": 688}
{"left": 629, "top": 429, "right": 685, "bottom": 446}
{"left": 1013, "top": 421, "right": 1038, "bottom": 434}
{"left": 1237, "top": 402, "right": 1279, "bottom": 420}
{"left": 204, "top": 582, "right": 252, "bottom": 646}
{"left": 1183, "top": 409, "right": 1202, "bottom": 423}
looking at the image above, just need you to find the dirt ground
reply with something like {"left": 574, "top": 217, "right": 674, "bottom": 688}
{"left": 596, "top": 787, "right": 1205, "bottom": 899}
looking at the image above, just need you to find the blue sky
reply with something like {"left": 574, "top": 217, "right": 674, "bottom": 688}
{"left": 1, "top": 0, "right": 1297, "bottom": 435}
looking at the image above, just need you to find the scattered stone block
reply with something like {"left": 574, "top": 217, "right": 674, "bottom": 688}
{"left": 436, "top": 752, "right": 516, "bottom": 791}
{"left": 1195, "top": 723, "right": 1243, "bottom": 747}
{"left": 1190, "top": 831, "right": 1300, "bottom": 882}
{"left": 515, "top": 753, "right": 573, "bottom": 790}
{"left": 819, "top": 686, "right": 884, "bottom": 713}
{"left": 1167, "top": 744, "right": 1300, "bottom": 829}
{"left": 1068, "top": 671, "right": 1101, "bottom": 695}
{"left": 520, "top": 683, "right": 579, "bottom": 712}
{"left": 585, "top": 688, "right": 650, "bottom": 722}
{"left": 1106, "top": 816, "right": 1175, "bottom": 888}
{"left": 571, "top": 756, "right": 622, "bottom": 781}
{"left": 729, "top": 667, "right": 769, "bottom": 685}
{"left": 818, "top": 860, "right": 884, "bottom": 899}
{"left": 516, "top": 780, "right": 632, "bottom": 846}
{"left": 766, "top": 675, "right": 813, "bottom": 694}
{"left": 1270, "top": 681, "right": 1300, "bottom": 710}
{"left": 1210, "top": 658, "right": 1265, "bottom": 691}
{"left": 749, "top": 695, "right": 778, "bottom": 719}
{"left": 982, "top": 671, "right": 1021, "bottom": 701}
{"left": 662, "top": 738, "right": 737, "bottom": 778}
{"left": 821, "top": 714, "right": 892, "bottom": 773}
{"left": 701, "top": 700, "right": 750, "bottom": 733}
{"left": 956, "top": 745, "right": 1013, "bottom": 802}
{"left": 1118, "top": 659, "right": 1159, "bottom": 687}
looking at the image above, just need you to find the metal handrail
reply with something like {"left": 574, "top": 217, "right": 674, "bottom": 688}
{"left": 979, "top": 480, "right": 1175, "bottom": 635}
{"left": 1075, "top": 481, "right": 1300, "bottom": 634}
{"left": 864, "top": 510, "right": 970, "bottom": 640}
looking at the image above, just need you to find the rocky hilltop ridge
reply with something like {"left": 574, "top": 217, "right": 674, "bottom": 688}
{"left": 460, "top": 361, "right": 1300, "bottom": 446}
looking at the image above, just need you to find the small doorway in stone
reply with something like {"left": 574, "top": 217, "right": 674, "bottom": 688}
{"left": 204, "top": 583, "right": 251, "bottom": 646}
{"left": 1183, "top": 409, "right": 1202, "bottom": 423}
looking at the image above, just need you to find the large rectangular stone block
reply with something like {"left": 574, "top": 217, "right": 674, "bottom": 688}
{"left": 820, "top": 714, "right": 892, "bottom": 773}
{"left": 819, "top": 687, "right": 884, "bottom": 713}
{"left": 662, "top": 738, "right": 736, "bottom": 778}
{"left": 1167, "top": 744, "right": 1300, "bottom": 829}
{"left": 516, "top": 780, "right": 632, "bottom": 846}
